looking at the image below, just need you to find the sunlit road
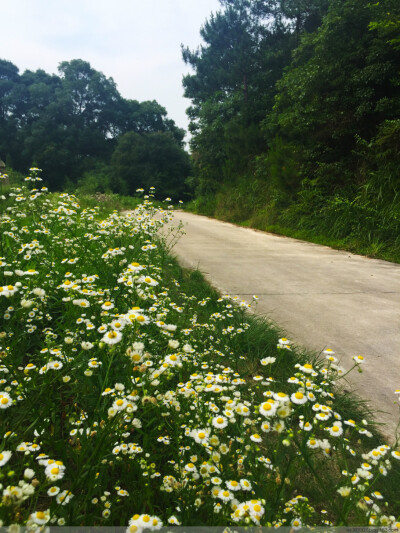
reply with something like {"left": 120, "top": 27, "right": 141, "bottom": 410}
{"left": 168, "top": 211, "right": 400, "bottom": 439}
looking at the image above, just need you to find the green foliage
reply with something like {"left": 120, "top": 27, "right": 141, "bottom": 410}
{"left": 182, "top": 0, "right": 298, "bottom": 190}
{"left": 2, "top": 173, "right": 400, "bottom": 527}
{"left": 369, "top": 0, "right": 400, "bottom": 50}
{"left": 76, "top": 192, "right": 142, "bottom": 216}
{"left": 111, "top": 132, "right": 192, "bottom": 200}
{"left": 0, "top": 58, "right": 187, "bottom": 195}
{"left": 72, "top": 165, "right": 113, "bottom": 196}
{"left": 187, "top": 0, "right": 400, "bottom": 262}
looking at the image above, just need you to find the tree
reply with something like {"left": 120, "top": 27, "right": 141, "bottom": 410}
{"left": 116, "top": 99, "right": 185, "bottom": 144}
{"left": 57, "top": 59, "right": 122, "bottom": 137}
{"left": 264, "top": 0, "right": 400, "bottom": 193}
{"left": 0, "top": 59, "right": 19, "bottom": 122}
{"left": 182, "top": 0, "right": 297, "bottom": 188}
{"left": 111, "top": 132, "right": 191, "bottom": 199}
{"left": 369, "top": 0, "right": 400, "bottom": 50}
{"left": 0, "top": 57, "right": 185, "bottom": 191}
{"left": 0, "top": 59, "right": 20, "bottom": 164}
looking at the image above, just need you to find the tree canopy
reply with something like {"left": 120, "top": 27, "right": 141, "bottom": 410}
{"left": 0, "top": 58, "right": 189, "bottom": 198}
{"left": 183, "top": 0, "right": 400, "bottom": 203}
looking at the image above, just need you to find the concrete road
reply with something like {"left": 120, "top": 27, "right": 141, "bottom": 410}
{"left": 168, "top": 211, "right": 400, "bottom": 439}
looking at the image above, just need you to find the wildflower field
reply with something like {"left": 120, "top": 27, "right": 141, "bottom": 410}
{"left": 1, "top": 170, "right": 400, "bottom": 530}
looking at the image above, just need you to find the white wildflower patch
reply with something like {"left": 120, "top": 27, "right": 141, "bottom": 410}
{"left": 0, "top": 175, "right": 397, "bottom": 529}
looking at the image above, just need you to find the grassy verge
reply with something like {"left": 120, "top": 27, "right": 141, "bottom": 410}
{"left": 186, "top": 183, "right": 400, "bottom": 264}
{"left": 1, "top": 170, "right": 399, "bottom": 529}
{"left": 75, "top": 192, "right": 143, "bottom": 217}
{"left": 244, "top": 223, "right": 400, "bottom": 263}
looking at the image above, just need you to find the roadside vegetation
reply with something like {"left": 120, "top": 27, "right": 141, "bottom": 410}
{"left": 1, "top": 169, "right": 400, "bottom": 529}
{"left": 0, "top": 59, "right": 191, "bottom": 199}
{"left": 186, "top": 175, "right": 400, "bottom": 263}
{"left": 183, "top": 0, "right": 400, "bottom": 264}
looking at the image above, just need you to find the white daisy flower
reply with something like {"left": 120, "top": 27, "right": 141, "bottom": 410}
{"left": 191, "top": 429, "right": 210, "bottom": 444}
{"left": 30, "top": 510, "right": 50, "bottom": 525}
{"left": 240, "top": 479, "right": 252, "bottom": 490}
{"left": 113, "top": 398, "right": 128, "bottom": 411}
{"left": 260, "top": 356, "right": 276, "bottom": 366}
{"left": 0, "top": 392, "right": 12, "bottom": 409}
{"left": 102, "top": 330, "right": 122, "bottom": 345}
{"left": 299, "top": 420, "right": 313, "bottom": 431}
{"left": 0, "top": 450, "right": 12, "bottom": 466}
{"left": 101, "top": 301, "right": 115, "bottom": 311}
{"left": 47, "top": 486, "right": 61, "bottom": 497}
{"left": 212, "top": 416, "right": 228, "bottom": 429}
{"left": 259, "top": 401, "right": 277, "bottom": 417}
{"left": 328, "top": 423, "right": 343, "bottom": 437}
{"left": 45, "top": 463, "right": 66, "bottom": 481}
{"left": 260, "top": 421, "right": 271, "bottom": 433}
{"left": 291, "top": 517, "right": 302, "bottom": 530}
{"left": 56, "top": 490, "right": 74, "bottom": 505}
{"left": 218, "top": 489, "right": 234, "bottom": 502}
{"left": 226, "top": 480, "right": 241, "bottom": 491}
{"left": 291, "top": 391, "right": 307, "bottom": 405}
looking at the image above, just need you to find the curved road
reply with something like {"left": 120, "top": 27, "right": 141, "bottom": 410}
{"left": 168, "top": 211, "right": 400, "bottom": 439}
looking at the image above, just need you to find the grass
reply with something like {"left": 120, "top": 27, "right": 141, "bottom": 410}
{"left": 245, "top": 224, "right": 400, "bottom": 263}
{"left": 186, "top": 181, "right": 400, "bottom": 264}
{"left": 77, "top": 192, "right": 143, "bottom": 216}
{"left": 1, "top": 169, "right": 400, "bottom": 529}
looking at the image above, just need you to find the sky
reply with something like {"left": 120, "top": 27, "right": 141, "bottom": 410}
{"left": 1, "top": 0, "right": 222, "bottom": 140}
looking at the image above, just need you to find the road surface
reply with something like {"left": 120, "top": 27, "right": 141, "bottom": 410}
{"left": 167, "top": 211, "right": 400, "bottom": 440}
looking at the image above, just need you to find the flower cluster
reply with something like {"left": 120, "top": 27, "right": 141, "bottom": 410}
{"left": 0, "top": 173, "right": 399, "bottom": 529}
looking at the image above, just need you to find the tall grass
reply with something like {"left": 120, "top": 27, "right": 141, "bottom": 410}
{"left": 187, "top": 175, "right": 400, "bottom": 263}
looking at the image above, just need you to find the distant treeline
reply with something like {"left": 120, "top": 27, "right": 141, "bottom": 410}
{"left": 0, "top": 58, "right": 191, "bottom": 198}
{"left": 183, "top": 0, "right": 400, "bottom": 258}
